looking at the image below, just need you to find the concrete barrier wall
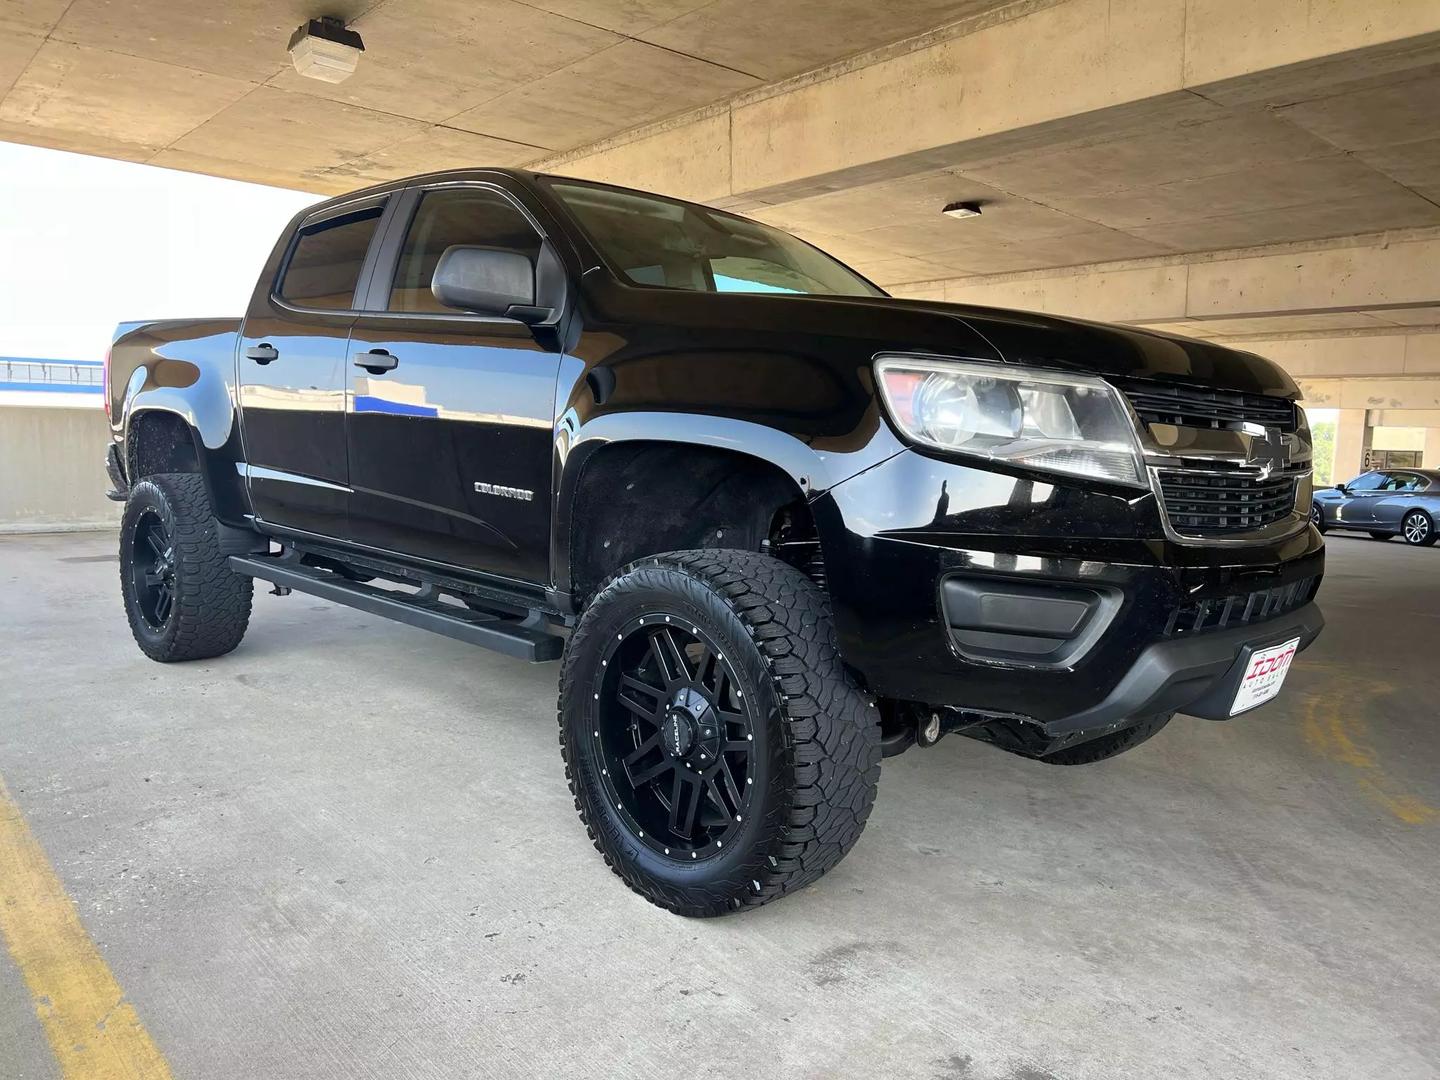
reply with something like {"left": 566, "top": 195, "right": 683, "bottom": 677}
{"left": 0, "top": 406, "right": 120, "bottom": 531}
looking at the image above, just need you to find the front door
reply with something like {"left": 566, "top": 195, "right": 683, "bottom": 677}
{"left": 1332, "top": 470, "right": 1385, "bottom": 527}
{"left": 238, "top": 197, "right": 388, "bottom": 537}
{"left": 345, "top": 183, "right": 561, "bottom": 584}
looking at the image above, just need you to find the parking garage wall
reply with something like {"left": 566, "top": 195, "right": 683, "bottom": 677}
{"left": 0, "top": 406, "right": 119, "bottom": 531}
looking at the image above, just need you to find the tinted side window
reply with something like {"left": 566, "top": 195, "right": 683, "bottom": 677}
{"left": 1346, "top": 472, "right": 1385, "bottom": 491}
{"left": 389, "top": 189, "right": 541, "bottom": 314}
{"left": 279, "top": 206, "right": 384, "bottom": 310}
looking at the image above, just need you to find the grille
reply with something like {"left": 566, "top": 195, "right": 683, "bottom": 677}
{"left": 1114, "top": 378, "right": 1296, "bottom": 432}
{"left": 1165, "top": 576, "right": 1318, "bottom": 637}
{"left": 1157, "top": 469, "right": 1298, "bottom": 535}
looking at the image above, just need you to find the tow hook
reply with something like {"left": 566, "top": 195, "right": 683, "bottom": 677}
{"left": 270, "top": 584, "right": 292, "bottom": 596}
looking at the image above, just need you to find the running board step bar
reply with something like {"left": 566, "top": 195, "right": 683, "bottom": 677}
{"left": 227, "top": 555, "right": 565, "bottom": 662}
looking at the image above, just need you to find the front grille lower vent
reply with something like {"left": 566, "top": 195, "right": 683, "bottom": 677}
{"left": 1165, "top": 576, "right": 1318, "bottom": 638}
{"left": 1114, "top": 378, "right": 1297, "bottom": 432}
{"left": 1157, "top": 469, "right": 1298, "bottom": 535}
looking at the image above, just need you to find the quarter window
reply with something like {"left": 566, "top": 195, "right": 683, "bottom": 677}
{"left": 279, "top": 206, "right": 384, "bottom": 310}
{"left": 388, "top": 188, "right": 542, "bottom": 314}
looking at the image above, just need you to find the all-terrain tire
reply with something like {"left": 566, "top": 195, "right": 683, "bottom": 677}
{"left": 558, "top": 549, "right": 881, "bottom": 916}
{"left": 120, "top": 472, "right": 253, "bottom": 662}
{"left": 1040, "top": 713, "right": 1172, "bottom": 766}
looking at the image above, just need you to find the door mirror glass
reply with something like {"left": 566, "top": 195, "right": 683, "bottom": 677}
{"left": 431, "top": 246, "right": 535, "bottom": 316}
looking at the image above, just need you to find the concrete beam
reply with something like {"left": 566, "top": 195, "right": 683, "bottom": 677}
{"left": 540, "top": 0, "right": 1440, "bottom": 203}
{"left": 905, "top": 229, "right": 1440, "bottom": 332}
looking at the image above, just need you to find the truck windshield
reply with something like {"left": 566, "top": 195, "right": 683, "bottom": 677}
{"left": 546, "top": 179, "right": 885, "bottom": 298}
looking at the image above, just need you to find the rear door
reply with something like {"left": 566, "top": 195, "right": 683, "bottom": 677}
{"left": 343, "top": 181, "right": 562, "bottom": 583}
{"left": 1370, "top": 471, "right": 1428, "bottom": 530}
{"left": 238, "top": 195, "right": 390, "bottom": 537}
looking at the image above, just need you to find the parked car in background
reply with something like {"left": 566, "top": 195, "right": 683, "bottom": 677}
{"left": 1311, "top": 468, "right": 1440, "bottom": 545}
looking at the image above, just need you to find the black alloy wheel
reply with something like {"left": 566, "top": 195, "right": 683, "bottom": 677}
{"left": 129, "top": 508, "right": 178, "bottom": 631}
{"left": 119, "top": 472, "right": 253, "bottom": 662}
{"left": 558, "top": 549, "right": 881, "bottom": 916}
{"left": 594, "top": 616, "right": 755, "bottom": 859}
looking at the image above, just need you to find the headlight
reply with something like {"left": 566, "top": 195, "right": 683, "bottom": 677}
{"left": 875, "top": 356, "right": 1145, "bottom": 487}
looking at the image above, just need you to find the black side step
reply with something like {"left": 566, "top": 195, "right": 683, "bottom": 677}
{"left": 227, "top": 555, "right": 565, "bottom": 662}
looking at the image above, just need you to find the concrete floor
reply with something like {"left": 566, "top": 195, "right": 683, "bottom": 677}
{"left": 0, "top": 531, "right": 1436, "bottom": 1080}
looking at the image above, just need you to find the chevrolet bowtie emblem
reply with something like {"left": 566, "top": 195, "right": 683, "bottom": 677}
{"left": 1241, "top": 423, "right": 1288, "bottom": 473}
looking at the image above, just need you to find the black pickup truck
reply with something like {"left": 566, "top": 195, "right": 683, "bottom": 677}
{"left": 105, "top": 168, "right": 1324, "bottom": 916}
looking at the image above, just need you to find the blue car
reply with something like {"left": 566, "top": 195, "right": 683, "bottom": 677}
{"left": 1311, "top": 468, "right": 1440, "bottom": 545}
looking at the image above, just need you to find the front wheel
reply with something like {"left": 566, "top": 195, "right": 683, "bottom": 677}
{"left": 120, "top": 472, "right": 254, "bottom": 662}
{"left": 558, "top": 550, "right": 881, "bottom": 916}
{"left": 1402, "top": 510, "right": 1437, "bottom": 546}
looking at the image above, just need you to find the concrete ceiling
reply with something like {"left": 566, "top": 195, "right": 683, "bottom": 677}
{"left": 0, "top": 0, "right": 1014, "bottom": 194}
{"left": 746, "top": 66, "right": 1440, "bottom": 287}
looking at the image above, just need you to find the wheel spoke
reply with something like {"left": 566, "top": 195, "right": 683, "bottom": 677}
{"left": 715, "top": 757, "right": 744, "bottom": 812}
{"left": 620, "top": 674, "right": 664, "bottom": 701}
{"left": 705, "top": 776, "right": 732, "bottom": 821}
{"left": 143, "top": 569, "right": 166, "bottom": 587}
{"left": 625, "top": 750, "right": 671, "bottom": 788}
{"left": 649, "top": 627, "right": 689, "bottom": 685}
{"left": 154, "top": 585, "right": 172, "bottom": 623}
{"left": 622, "top": 733, "right": 662, "bottom": 768}
{"left": 145, "top": 531, "right": 166, "bottom": 559}
{"left": 722, "top": 739, "right": 751, "bottom": 754}
{"left": 616, "top": 692, "right": 660, "bottom": 725}
{"left": 668, "top": 772, "right": 701, "bottom": 839}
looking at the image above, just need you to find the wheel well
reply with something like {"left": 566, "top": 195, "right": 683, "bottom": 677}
{"left": 127, "top": 411, "right": 200, "bottom": 480}
{"left": 567, "top": 442, "right": 817, "bottom": 604}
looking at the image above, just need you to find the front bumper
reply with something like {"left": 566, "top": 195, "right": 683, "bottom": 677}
{"left": 814, "top": 448, "right": 1324, "bottom": 736}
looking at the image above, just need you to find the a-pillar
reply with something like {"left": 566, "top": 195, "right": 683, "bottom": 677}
{"left": 1333, "top": 409, "right": 1374, "bottom": 483}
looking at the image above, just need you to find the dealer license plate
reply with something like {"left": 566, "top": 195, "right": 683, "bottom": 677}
{"left": 1230, "top": 637, "right": 1301, "bottom": 716}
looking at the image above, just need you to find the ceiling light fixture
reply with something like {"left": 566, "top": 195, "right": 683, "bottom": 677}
{"left": 288, "top": 16, "right": 365, "bottom": 83}
{"left": 942, "top": 201, "right": 983, "bottom": 220}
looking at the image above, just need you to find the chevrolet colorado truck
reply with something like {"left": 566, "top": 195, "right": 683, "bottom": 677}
{"left": 105, "top": 168, "right": 1324, "bottom": 916}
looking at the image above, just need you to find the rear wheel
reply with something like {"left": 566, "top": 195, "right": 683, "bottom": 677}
{"left": 1040, "top": 714, "right": 1172, "bottom": 766}
{"left": 1402, "top": 510, "right": 1436, "bottom": 546}
{"left": 120, "top": 473, "right": 253, "bottom": 662}
{"left": 558, "top": 549, "right": 881, "bottom": 916}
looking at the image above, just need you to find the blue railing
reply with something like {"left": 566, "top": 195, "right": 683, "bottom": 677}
{"left": 0, "top": 357, "right": 104, "bottom": 394}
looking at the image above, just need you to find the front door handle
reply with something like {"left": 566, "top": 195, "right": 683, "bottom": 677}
{"left": 353, "top": 349, "right": 398, "bottom": 374}
{"left": 245, "top": 343, "right": 279, "bottom": 364}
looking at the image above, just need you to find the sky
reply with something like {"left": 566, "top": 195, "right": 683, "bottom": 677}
{"left": 0, "top": 141, "right": 321, "bottom": 362}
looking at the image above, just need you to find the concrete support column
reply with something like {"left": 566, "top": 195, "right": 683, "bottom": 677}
{"left": 1423, "top": 429, "right": 1440, "bottom": 469}
{"left": 1333, "top": 408, "right": 1373, "bottom": 483}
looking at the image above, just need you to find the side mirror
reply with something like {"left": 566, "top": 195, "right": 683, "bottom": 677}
{"left": 432, "top": 245, "right": 536, "bottom": 318}
{"left": 1334, "top": 483, "right": 1347, "bottom": 493}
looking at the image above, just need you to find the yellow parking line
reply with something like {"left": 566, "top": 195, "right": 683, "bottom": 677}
{"left": 0, "top": 775, "right": 173, "bottom": 1079}
{"left": 1298, "top": 673, "right": 1439, "bottom": 826}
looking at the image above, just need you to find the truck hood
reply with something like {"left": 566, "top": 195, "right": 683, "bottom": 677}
{"left": 849, "top": 295, "right": 1299, "bottom": 399}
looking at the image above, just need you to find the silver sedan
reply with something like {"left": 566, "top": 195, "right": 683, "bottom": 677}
{"left": 1311, "top": 468, "right": 1440, "bottom": 545}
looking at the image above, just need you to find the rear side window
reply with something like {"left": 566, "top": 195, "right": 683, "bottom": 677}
{"left": 388, "top": 188, "right": 542, "bottom": 314}
{"left": 279, "top": 206, "right": 384, "bottom": 310}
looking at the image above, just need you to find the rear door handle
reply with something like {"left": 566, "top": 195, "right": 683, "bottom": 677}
{"left": 245, "top": 343, "right": 279, "bottom": 364}
{"left": 353, "top": 349, "right": 398, "bottom": 374}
